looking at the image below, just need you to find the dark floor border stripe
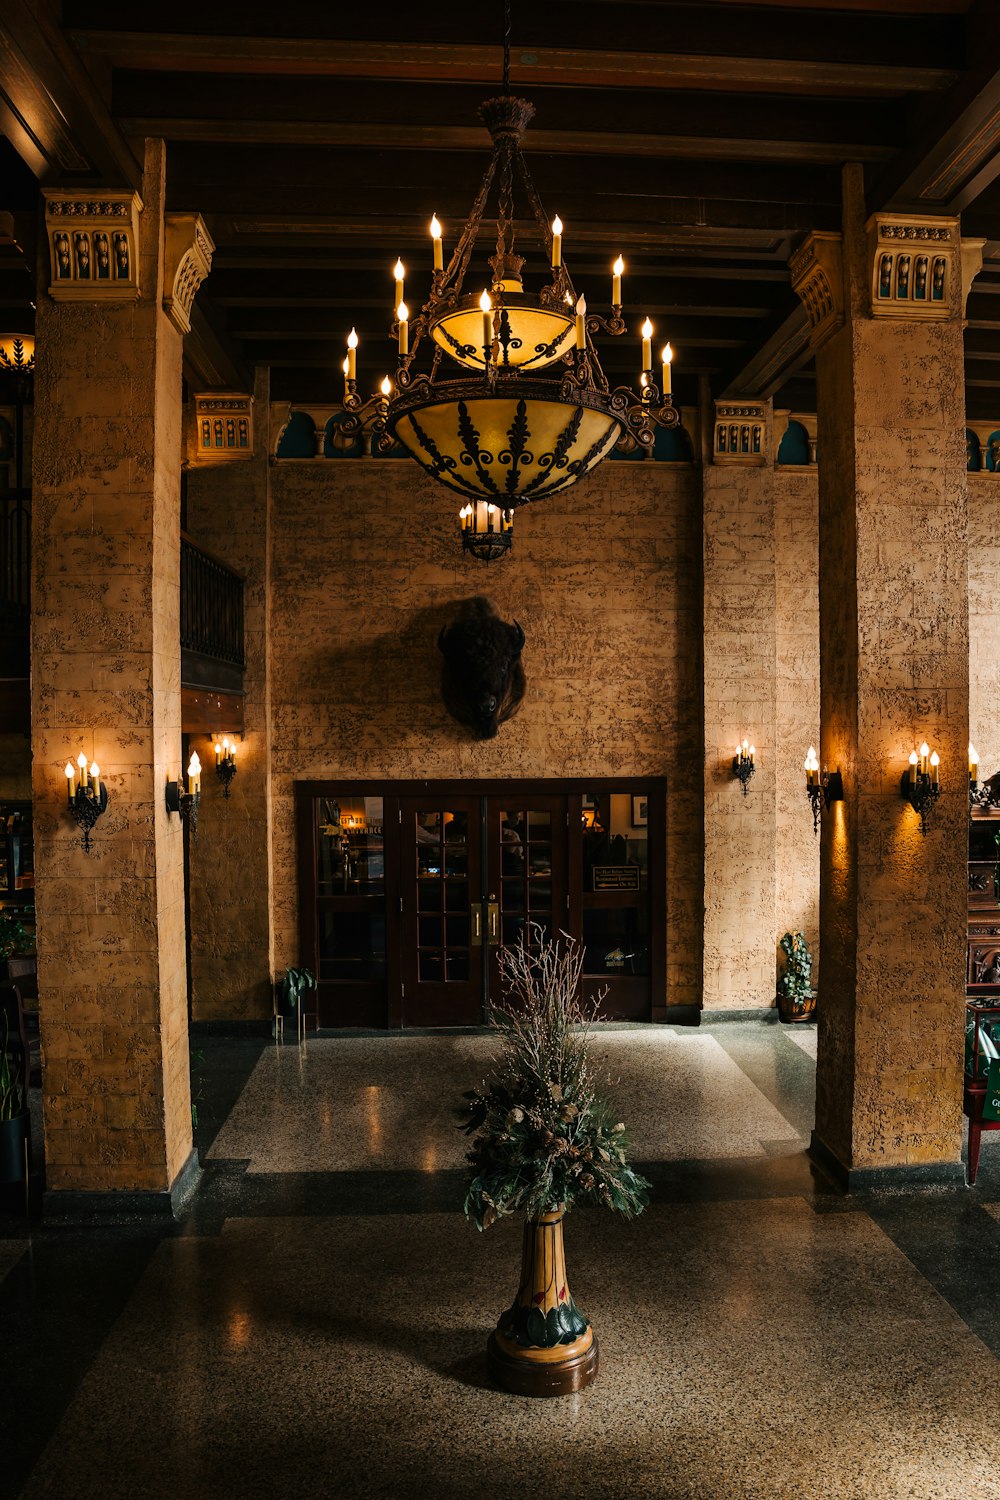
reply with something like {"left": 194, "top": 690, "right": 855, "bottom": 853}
{"left": 0, "top": 1228, "right": 167, "bottom": 1499}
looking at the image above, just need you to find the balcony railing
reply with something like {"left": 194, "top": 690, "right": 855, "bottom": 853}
{"left": 180, "top": 533, "right": 245, "bottom": 694}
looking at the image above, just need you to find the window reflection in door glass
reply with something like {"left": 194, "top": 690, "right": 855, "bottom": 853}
{"left": 581, "top": 791, "right": 647, "bottom": 891}
{"left": 318, "top": 796, "right": 384, "bottom": 895}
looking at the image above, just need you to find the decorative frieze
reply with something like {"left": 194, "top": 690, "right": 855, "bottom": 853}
{"left": 866, "top": 214, "right": 963, "bottom": 320}
{"left": 194, "top": 393, "right": 254, "bottom": 459}
{"left": 43, "top": 191, "right": 142, "bottom": 302}
{"left": 163, "top": 213, "right": 215, "bottom": 335}
{"left": 789, "top": 231, "right": 843, "bottom": 350}
{"left": 713, "top": 401, "right": 769, "bottom": 466}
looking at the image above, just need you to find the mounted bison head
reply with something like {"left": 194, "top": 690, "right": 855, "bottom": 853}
{"left": 438, "top": 597, "right": 526, "bottom": 740}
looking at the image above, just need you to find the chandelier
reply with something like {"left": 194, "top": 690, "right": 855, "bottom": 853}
{"left": 338, "top": 11, "right": 677, "bottom": 546}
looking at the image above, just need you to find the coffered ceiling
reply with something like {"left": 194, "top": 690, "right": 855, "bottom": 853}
{"left": 5, "top": 0, "right": 1000, "bottom": 416}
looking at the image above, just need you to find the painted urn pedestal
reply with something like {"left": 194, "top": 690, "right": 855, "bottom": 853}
{"left": 487, "top": 1210, "right": 598, "bottom": 1397}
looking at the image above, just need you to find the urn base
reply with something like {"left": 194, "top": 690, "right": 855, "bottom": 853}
{"left": 487, "top": 1328, "right": 599, "bottom": 1397}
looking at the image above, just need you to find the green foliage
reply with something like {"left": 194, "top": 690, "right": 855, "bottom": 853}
{"left": 281, "top": 967, "right": 316, "bottom": 1014}
{"left": 777, "top": 931, "right": 813, "bottom": 1003}
{"left": 0, "top": 1011, "right": 25, "bottom": 1122}
{"left": 459, "top": 927, "right": 650, "bottom": 1231}
{"left": 0, "top": 911, "right": 33, "bottom": 962}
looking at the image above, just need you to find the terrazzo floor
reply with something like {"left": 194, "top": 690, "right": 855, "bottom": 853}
{"left": 7, "top": 1015, "right": 1000, "bottom": 1500}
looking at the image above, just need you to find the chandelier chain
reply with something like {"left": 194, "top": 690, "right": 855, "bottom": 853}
{"left": 503, "top": 0, "right": 511, "bottom": 97}
{"left": 496, "top": 139, "right": 515, "bottom": 269}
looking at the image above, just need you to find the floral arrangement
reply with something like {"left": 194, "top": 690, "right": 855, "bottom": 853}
{"left": 459, "top": 928, "right": 649, "bottom": 1230}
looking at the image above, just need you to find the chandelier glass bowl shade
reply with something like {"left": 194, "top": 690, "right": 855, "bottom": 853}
{"left": 343, "top": 88, "right": 678, "bottom": 510}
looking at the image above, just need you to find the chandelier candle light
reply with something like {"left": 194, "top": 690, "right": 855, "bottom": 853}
{"left": 339, "top": 15, "right": 679, "bottom": 556}
{"left": 65, "top": 751, "right": 108, "bottom": 853}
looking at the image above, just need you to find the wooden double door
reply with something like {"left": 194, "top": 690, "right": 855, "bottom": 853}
{"left": 297, "top": 778, "right": 664, "bottom": 1029}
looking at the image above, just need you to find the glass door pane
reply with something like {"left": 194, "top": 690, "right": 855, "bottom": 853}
{"left": 400, "top": 797, "right": 483, "bottom": 1026}
{"left": 488, "top": 797, "right": 567, "bottom": 1008}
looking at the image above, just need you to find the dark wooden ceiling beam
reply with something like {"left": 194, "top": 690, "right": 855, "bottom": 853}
{"left": 67, "top": 32, "right": 959, "bottom": 98}
{"left": 872, "top": 0, "right": 1000, "bottom": 211}
{"left": 720, "top": 303, "right": 812, "bottom": 398}
{"left": 118, "top": 117, "right": 895, "bottom": 167}
{"left": 0, "top": 0, "right": 139, "bottom": 186}
{"left": 108, "top": 71, "right": 908, "bottom": 149}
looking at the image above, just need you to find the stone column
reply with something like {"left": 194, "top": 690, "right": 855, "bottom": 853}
{"left": 795, "top": 167, "right": 980, "bottom": 1182}
{"left": 184, "top": 369, "right": 274, "bottom": 1022}
{"left": 701, "top": 400, "right": 777, "bottom": 1010}
{"left": 30, "top": 142, "right": 197, "bottom": 1208}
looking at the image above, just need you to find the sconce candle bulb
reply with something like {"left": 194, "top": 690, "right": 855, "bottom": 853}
{"left": 732, "top": 738, "right": 757, "bottom": 797}
{"left": 804, "top": 745, "right": 842, "bottom": 834}
{"left": 970, "top": 742, "right": 980, "bottom": 788}
{"left": 430, "top": 214, "right": 443, "bottom": 271}
{"left": 215, "top": 736, "right": 238, "bottom": 798}
{"left": 166, "top": 753, "right": 202, "bottom": 842}
{"left": 902, "top": 742, "right": 940, "bottom": 835}
{"left": 66, "top": 749, "right": 108, "bottom": 852}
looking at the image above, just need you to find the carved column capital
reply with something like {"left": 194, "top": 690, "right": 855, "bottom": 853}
{"left": 712, "top": 400, "right": 770, "bottom": 466}
{"left": 789, "top": 231, "right": 844, "bottom": 350}
{"left": 193, "top": 392, "right": 254, "bottom": 459}
{"left": 43, "top": 190, "right": 142, "bottom": 302}
{"left": 865, "top": 213, "right": 967, "bottom": 320}
{"left": 163, "top": 213, "right": 215, "bottom": 335}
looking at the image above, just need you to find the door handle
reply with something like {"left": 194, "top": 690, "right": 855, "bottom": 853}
{"left": 488, "top": 897, "right": 499, "bottom": 945}
{"left": 471, "top": 902, "right": 483, "bottom": 946}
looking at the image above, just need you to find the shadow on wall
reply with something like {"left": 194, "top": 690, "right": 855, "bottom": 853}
{"left": 290, "top": 600, "right": 507, "bottom": 748}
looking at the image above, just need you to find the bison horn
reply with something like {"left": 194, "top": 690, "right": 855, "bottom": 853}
{"left": 512, "top": 620, "right": 525, "bottom": 651}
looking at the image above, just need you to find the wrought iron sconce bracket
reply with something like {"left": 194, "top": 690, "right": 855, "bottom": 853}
{"left": 165, "top": 780, "right": 201, "bottom": 843}
{"left": 732, "top": 757, "right": 756, "bottom": 797}
{"left": 806, "top": 770, "right": 844, "bottom": 834}
{"left": 901, "top": 770, "right": 939, "bottom": 836}
{"left": 216, "top": 757, "right": 237, "bottom": 799}
{"left": 69, "top": 783, "right": 108, "bottom": 854}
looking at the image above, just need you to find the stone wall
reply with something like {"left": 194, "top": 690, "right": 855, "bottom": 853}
{"left": 267, "top": 459, "right": 704, "bottom": 1013}
{"left": 774, "top": 469, "right": 820, "bottom": 970}
{"left": 184, "top": 368, "right": 273, "bottom": 1022}
{"left": 702, "top": 462, "right": 776, "bottom": 1009}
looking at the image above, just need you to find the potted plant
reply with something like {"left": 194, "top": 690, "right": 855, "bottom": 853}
{"left": 279, "top": 966, "right": 316, "bottom": 1016}
{"left": 776, "top": 931, "right": 816, "bottom": 1023}
{"left": 459, "top": 928, "right": 649, "bottom": 1397}
{"left": 0, "top": 1008, "right": 29, "bottom": 1183}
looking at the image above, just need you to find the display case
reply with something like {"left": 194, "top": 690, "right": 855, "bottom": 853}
{"left": 0, "top": 800, "right": 35, "bottom": 1003}
{"left": 968, "top": 813, "right": 1000, "bottom": 992}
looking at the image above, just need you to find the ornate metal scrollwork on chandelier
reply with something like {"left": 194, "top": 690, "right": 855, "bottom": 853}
{"left": 338, "top": 17, "right": 678, "bottom": 535}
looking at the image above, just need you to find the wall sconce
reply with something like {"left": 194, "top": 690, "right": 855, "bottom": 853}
{"left": 214, "top": 736, "right": 238, "bottom": 798}
{"left": 803, "top": 745, "right": 844, "bottom": 834}
{"left": 166, "top": 752, "right": 202, "bottom": 842}
{"left": 732, "top": 738, "right": 756, "bottom": 797}
{"left": 900, "top": 741, "right": 939, "bottom": 835}
{"left": 65, "top": 752, "right": 107, "bottom": 853}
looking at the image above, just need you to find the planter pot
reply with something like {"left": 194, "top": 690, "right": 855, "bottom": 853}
{"left": 486, "top": 1209, "right": 599, "bottom": 1397}
{"left": 777, "top": 990, "right": 816, "bottom": 1024}
{"left": 0, "top": 1113, "right": 29, "bottom": 1183}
